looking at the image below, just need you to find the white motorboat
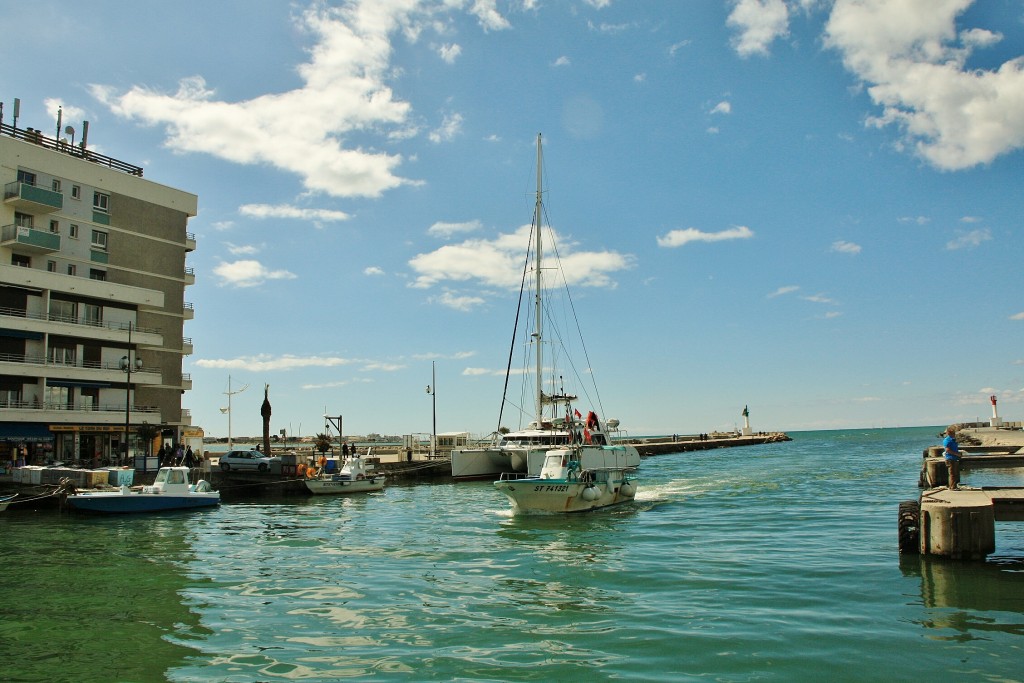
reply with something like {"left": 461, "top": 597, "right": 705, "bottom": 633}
{"left": 304, "top": 455, "right": 385, "bottom": 495}
{"left": 486, "top": 134, "right": 640, "bottom": 513}
{"left": 64, "top": 466, "right": 220, "bottom": 513}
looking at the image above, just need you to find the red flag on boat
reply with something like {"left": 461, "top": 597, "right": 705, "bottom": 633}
{"left": 583, "top": 428, "right": 591, "bottom": 443}
{"left": 574, "top": 409, "right": 582, "bottom": 418}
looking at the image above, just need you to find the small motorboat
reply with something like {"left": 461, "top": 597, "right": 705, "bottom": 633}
{"left": 304, "top": 455, "right": 385, "bottom": 495}
{"left": 0, "top": 493, "right": 16, "bottom": 512}
{"left": 64, "top": 466, "right": 219, "bottom": 513}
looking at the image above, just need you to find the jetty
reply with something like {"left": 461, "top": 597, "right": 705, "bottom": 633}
{"left": 901, "top": 427, "right": 1024, "bottom": 560}
{"left": 631, "top": 432, "right": 790, "bottom": 457}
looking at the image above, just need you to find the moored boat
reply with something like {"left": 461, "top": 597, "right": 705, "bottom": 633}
{"left": 0, "top": 493, "right": 16, "bottom": 512}
{"left": 64, "top": 466, "right": 219, "bottom": 513}
{"left": 304, "top": 455, "right": 385, "bottom": 495}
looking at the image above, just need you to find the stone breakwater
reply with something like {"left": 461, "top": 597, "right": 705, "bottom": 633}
{"left": 631, "top": 433, "right": 791, "bottom": 457}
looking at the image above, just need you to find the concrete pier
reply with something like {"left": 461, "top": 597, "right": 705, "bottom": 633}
{"left": 915, "top": 487, "right": 1024, "bottom": 559}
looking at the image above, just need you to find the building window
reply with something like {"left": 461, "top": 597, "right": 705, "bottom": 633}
{"left": 67, "top": 264, "right": 77, "bottom": 276}
{"left": 71, "top": 185, "right": 81, "bottom": 200}
{"left": 45, "top": 385, "right": 71, "bottom": 410}
{"left": 79, "top": 388, "right": 99, "bottom": 411}
{"left": 83, "top": 303, "right": 102, "bottom": 324}
{"left": 89, "top": 269, "right": 107, "bottom": 282}
{"left": 93, "top": 192, "right": 109, "bottom": 213}
{"left": 91, "top": 230, "right": 108, "bottom": 250}
{"left": 14, "top": 212, "right": 32, "bottom": 228}
{"left": 49, "top": 345, "right": 76, "bottom": 366}
{"left": 69, "top": 224, "right": 79, "bottom": 239}
{"left": 47, "top": 261, "right": 57, "bottom": 272}
{"left": 0, "top": 388, "right": 20, "bottom": 408}
{"left": 49, "top": 299, "right": 77, "bottom": 321}
{"left": 49, "top": 219, "right": 59, "bottom": 233}
{"left": 52, "top": 179, "right": 62, "bottom": 193}
{"left": 11, "top": 254, "right": 30, "bottom": 268}
{"left": 17, "top": 170, "right": 36, "bottom": 186}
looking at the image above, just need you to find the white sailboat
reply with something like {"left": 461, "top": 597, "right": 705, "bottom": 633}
{"left": 483, "top": 133, "right": 639, "bottom": 513}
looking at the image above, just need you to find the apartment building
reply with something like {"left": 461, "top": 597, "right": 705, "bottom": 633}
{"left": 0, "top": 122, "right": 197, "bottom": 467}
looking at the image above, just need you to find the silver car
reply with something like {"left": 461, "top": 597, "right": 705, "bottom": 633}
{"left": 219, "top": 449, "right": 277, "bottom": 473}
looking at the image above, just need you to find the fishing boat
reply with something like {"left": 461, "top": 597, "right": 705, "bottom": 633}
{"left": 64, "top": 466, "right": 219, "bottom": 513}
{"left": 485, "top": 133, "right": 640, "bottom": 513}
{"left": 0, "top": 493, "right": 16, "bottom": 512}
{"left": 304, "top": 455, "right": 385, "bottom": 495}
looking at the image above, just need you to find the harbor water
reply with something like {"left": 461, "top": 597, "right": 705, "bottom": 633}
{"left": 3, "top": 426, "right": 1024, "bottom": 682}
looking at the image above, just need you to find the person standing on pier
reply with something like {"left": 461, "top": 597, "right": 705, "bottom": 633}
{"left": 943, "top": 425, "right": 961, "bottom": 490}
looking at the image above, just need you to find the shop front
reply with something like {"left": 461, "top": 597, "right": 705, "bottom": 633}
{"left": 0, "top": 423, "right": 55, "bottom": 467}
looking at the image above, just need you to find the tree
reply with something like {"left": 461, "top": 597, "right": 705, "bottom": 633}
{"left": 314, "top": 433, "right": 332, "bottom": 454}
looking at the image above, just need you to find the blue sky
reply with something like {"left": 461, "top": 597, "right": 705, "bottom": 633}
{"left": 5, "top": 0, "right": 1023, "bottom": 438}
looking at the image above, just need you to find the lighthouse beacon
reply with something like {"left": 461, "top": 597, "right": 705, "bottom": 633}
{"left": 990, "top": 395, "right": 1003, "bottom": 427}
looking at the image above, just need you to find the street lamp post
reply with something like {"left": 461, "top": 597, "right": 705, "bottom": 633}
{"left": 221, "top": 375, "right": 249, "bottom": 450}
{"left": 425, "top": 361, "right": 436, "bottom": 459}
{"left": 119, "top": 321, "right": 142, "bottom": 468}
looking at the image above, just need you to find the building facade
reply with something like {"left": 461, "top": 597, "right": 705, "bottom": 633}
{"left": 0, "top": 122, "right": 197, "bottom": 467}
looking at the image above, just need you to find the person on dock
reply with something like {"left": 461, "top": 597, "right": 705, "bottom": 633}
{"left": 943, "top": 425, "right": 961, "bottom": 490}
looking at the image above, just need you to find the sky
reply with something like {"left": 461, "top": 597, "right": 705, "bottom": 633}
{"left": 4, "top": 0, "right": 1023, "bottom": 438}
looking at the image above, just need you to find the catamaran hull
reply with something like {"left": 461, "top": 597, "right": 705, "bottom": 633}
{"left": 304, "top": 476, "right": 385, "bottom": 495}
{"left": 451, "top": 448, "right": 551, "bottom": 481}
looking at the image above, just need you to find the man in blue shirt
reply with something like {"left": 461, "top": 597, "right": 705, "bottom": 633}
{"left": 943, "top": 425, "right": 961, "bottom": 490}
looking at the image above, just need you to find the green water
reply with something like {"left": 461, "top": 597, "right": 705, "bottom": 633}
{"left": 3, "top": 427, "right": 1024, "bottom": 682}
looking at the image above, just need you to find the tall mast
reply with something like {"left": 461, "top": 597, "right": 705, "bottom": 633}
{"left": 534, "top": 134, "right": 544, "bottom": 425}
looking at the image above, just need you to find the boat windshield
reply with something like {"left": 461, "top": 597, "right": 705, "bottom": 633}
{"left": 154, "top": 469, "right": 170, "bottom": 484}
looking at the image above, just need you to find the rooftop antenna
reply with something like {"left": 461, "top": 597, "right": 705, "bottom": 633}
{"left": 80, "top": 120, "right": 89, "bottom": 151}
{"left": 64, "top": 125, "right": 75, "bottom": 147}
{"left": 55, "top": 106, "right": 62, "bottom": 140}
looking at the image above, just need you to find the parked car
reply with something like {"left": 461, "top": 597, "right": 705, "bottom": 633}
{"left": 219, "top": 449, "right": 278, "bottom": 473}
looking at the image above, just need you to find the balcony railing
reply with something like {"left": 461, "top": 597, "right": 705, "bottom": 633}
{"left": 0, "top": 306, "right": 161, "bottom": 335}
{"left": 1, "top": 224, "right": 61, "bottom": 253}
{"left": 4, "top": 180, "right": 63, "bottom": 213}
{"left": 2, "top": 122, "right": 143, "bottom": 177}
{"left": 0, "top": 398, "right": 160, "bottom": 414}
{"left": 0, "top": 351, "right": 159, "bottom": 374}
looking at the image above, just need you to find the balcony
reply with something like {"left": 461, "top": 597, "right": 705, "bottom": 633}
{"left": 183, "top": 337, "right": 194, "bottom": 355}
{"left": 1, "top": 224, "right": 61, "bottom": 254}
{"left": 0, "top": 398, "right": 161, "bottom": 425}
{"left": 185, "top": 232, "right": 196, "bottom": 252}
{"left": 4, "top": 180, "right": 63, "bottom": 213}
{"left": 182, "top": 373, "right": 193, "bottom": 391}
{"left": 0, "top": 352, "right": 162, "bottom": 385}
{"left": 184, "top": 302, "right": 194, "bottom": 320}
{"left": 184, "top": 266, "right": 195, "bottom": 285}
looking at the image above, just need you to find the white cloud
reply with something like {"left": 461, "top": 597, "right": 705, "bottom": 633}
{"left": 431, "top": 290, "right": 486, "bottom": 312}
{"left": 710, "top": 101, "right": 732, "bottom": 115}
{"left": 92, "top": 3, "right": 508, "bottom": 198}
{"left": 225, "top": 242, "right": 261, "bottom": 256}
{"left": 429, "top": 112, "right": 463, "bottom": 143}
{"left": 727, "top": 0, "right": 790, "bottom": 57}
{"left": 831, "top": 240, "right": 862, "bottom": 254}
{"left": 239, "top": 204, "right": 350, "bottom": 222}
{"left": 553, "top": 56, "right": 571, "bottom": 67}
{"left": 438, "top": 43, "right": 462, "bottom": 63}
{"left": 364, "top": 266, "right": 385, "bottom": 276}
{"left": 410, "top": 224, "right": 634, "bottom": 291}
{"left": 768, "top": 285, "right": 800, "bottom": 298}
{"left": 824, "top": 0, "right": 1024, "bottom": 170}
{"left": 195, "top": 354, "right": 354, "bottom": 371}
{"left": 946, "top": 228, "right": 991, "bottom": 250}
{"left": 212, "top": 260, "right": 297, "bottom": 288}
{"left": 668, "top": 40, "right": 691, "bottom": 57}
{"left": 428, "top": 219, "right": 482, "bottom": 238}
{"left": 656, "top": 225, "right": 754, "bottom": 248}
{"left": 1011, "top": 312, "right": 1024, "bottom": 321}
{"left": 803, "top": 293, "right": 837, "bottom": 304}
{"left": 898, "top": 216, "right": 930, "bottom": 226}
